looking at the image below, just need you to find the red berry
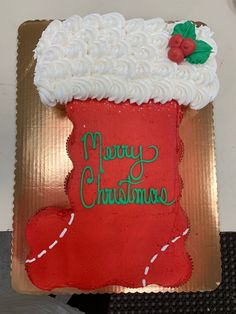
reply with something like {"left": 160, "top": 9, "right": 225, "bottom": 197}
{"left": 168, "top": 34, "right": 183, "bottom": 48}
{"left": 180, "top": 38, "right": 196, "bottom": 56}
{"left": 168, "top": 47, "right": 184, "bottom": 64}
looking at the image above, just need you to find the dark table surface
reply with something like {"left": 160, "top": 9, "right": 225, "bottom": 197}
{"left": 1, "top": 232, "right": 235, "bottom": 314}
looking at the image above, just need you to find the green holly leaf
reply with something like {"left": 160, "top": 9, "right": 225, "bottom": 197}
{"left": 172, "top": 21, "right": 196, "bottom": 40}
{"left": 185, "top": 40, "right": 212, "bottom": 64}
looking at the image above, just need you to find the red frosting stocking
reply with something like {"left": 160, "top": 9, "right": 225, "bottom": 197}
{"left": 25, "top": 99, "right": 192, "bottom": 291}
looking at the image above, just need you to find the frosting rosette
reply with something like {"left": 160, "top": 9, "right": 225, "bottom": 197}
{"left": 34, "top": 13, "right": 219, "bottom": 109}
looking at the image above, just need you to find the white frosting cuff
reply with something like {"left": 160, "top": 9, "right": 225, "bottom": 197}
{"left": 34, "top": 13, "right": 219, "bottom": 109}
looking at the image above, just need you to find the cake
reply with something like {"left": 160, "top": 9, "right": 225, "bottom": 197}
{"left": 25, "top": 13, "right": 219, "bottom": 291}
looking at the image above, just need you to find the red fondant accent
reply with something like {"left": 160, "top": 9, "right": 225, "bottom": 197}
{"left": 168, "top": 34, "right": 183, "bottom": 48}
{"left": 168, "top": 47, "right": 184, "bottom": 64}
{"left": 180, "top": 38, "right": 196, "bottom": 56}
{"left": 25, "top": 99, "right": 192, "bottom": 291}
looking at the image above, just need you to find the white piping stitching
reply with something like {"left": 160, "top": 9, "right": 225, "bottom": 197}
{"left": 26, "top": 212, "right": 75, "bottom": 264}
{"left": 49, "top": 240, "right": 58, "bottom": 250}
{"left": 59, "top": 228, "right": 68, "bottom": 238}
{"left": 142, "top": 227, "right": 189, "bottom": 287}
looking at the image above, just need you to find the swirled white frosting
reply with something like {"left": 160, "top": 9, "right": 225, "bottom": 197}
{"left": 34, "top": 13, "right": 219, "bottom": 109}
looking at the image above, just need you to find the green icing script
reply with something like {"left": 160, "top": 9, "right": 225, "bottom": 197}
{"left": 80, "top": 132, "right": 176, "bottom": 208}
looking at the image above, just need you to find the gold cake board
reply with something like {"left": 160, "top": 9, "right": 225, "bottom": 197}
{"left": 12, "top": 21, "right": 221, "bottom": 294}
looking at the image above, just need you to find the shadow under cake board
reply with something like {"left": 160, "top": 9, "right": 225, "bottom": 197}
{"left": 12, "top": 20, "right": 221, "bottom": 294}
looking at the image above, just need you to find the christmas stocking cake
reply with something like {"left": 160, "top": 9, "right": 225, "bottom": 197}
{"left": 26, "top": 13, "right": 219, "bottom": 291}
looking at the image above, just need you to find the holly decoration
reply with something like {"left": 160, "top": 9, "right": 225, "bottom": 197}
{"left": 168, "top": 46, "right": 184, "bottom": 64}
{"left": 168, "top": 21, "right": 213, "bottom": 64}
